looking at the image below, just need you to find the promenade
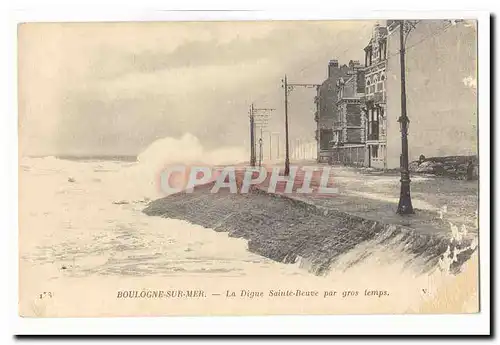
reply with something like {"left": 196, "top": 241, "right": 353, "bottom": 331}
{"left": 144, "top": 163, "right": 478, "bottom": 276}
{"left": 256, "top": 162, "right": 478, "bottom": 240}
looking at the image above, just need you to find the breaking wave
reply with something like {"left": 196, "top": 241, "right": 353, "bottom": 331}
{"left": 19, "top": 141, "right": 480, "bottom": 316}
{"left": 131, "top": 134, "right": 247, "bottom": 199}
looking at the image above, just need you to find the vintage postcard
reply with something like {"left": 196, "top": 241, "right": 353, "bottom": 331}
{"left": 18, "top": 17, "right": 482, "bottom": 319}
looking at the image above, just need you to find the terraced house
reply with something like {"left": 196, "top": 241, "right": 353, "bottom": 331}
{"left": 330, "top": 60, "right": 366, "bottom": 166}
{"left": 314, "top": 59, "right": 350, "bottom": 163}
{"left": 361, "top": 23, "right": 389, "bottom": 169}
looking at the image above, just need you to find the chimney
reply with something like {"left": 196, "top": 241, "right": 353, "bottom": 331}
{"left": 348, "top": 60, "right": 361, "bottom": 69}
{"left": 328, "top": 59, "right": 339, "bottom": 78}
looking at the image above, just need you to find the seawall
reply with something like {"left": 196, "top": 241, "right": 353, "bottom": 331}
{"left": 143, "top": 184, "right": 476, "bottom": 276}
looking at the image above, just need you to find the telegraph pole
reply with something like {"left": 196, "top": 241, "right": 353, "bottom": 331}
{"left": 283, "top": 75, "right": 291, "bottom": 175}
{"left": 249, "top": 103, "right": 256, "bottom": 167}
{"left": 281, "top": 75, "right": 320, "bottom": 175}
{"left": 250, "top": 104, "right": 274, "bottom": 166}
{"left": 397, "top": 20, "right": 414, "bottom": 215}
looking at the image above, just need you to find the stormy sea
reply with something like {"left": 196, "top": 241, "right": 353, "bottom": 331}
{"left": 18, "top": 134, "right": 479, "bottom": 317}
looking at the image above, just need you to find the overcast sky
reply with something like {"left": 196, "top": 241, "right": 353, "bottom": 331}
{"left": 18, "top": 20, "right": 376, "bottom": 156}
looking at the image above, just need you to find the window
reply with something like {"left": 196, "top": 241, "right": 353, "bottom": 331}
{"left": 320, "top": 129, "right": 333, "bottom": 150}
{"left": 371, "top": 145, "right": 378, "bottom": 158}
{"left": 379, "top": 41, "right": 387, "bottom": 60}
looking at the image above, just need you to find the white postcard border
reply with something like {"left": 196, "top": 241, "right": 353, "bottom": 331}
{"left": 2, "top": 4, "right": 491, "bottom": 337}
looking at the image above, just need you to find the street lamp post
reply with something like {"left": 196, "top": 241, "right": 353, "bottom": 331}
{"left": 396, "top": 19, "right": 415, "bottom": 215}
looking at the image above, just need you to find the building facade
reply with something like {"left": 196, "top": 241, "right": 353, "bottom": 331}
{"left": 361, "top": 24, "right": 389, "bottom": 169}
{"left": 330, "top": 60, "right": 366, "bottom": 165}
{"left": 315, "top": 60, "right": 350, "bottom": 163}
{"left": 384, "top": 19, "right": 477, "bottom": 169}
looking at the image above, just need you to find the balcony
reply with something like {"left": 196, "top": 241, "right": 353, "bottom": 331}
{"left": 372, "top": 91, "right": 385, "bottom": 103}
{"left": 362, "top": 91, "right": 385, "bottom": 104}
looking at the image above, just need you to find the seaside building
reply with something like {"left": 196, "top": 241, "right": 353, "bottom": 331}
{"left": 361, "top": 24, "right": 389, "bottom": 169}
{"left": 315, "top": 60, "right": 350, "bottom": 163}
{"left": 330, "top": 60, "right": 366, "bottom": 166}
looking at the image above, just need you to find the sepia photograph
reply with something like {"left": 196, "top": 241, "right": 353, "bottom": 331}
{"left": 15, "top": 12, "right": 486, "bottom": 326}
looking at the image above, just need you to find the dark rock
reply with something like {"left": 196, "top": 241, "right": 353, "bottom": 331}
{"left": 409, "top": 161, "right": 420, "bottom": 172}
{"left": 410, "top": 155, "right": 478, "bottom": 179}
{"left": 415, "top": 161, "right": 434, "bottom": 173}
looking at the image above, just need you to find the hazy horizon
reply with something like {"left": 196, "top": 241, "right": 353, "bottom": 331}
{"left": 18, "top": 20, "right": 376, "bottom": 156}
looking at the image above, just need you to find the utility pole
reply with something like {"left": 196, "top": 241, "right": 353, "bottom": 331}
{"left": 283, "top": 75, "right": 291, "bottom": 175}
{"left": 281, "top": 75, "right": 321, "bottom": 175}
{"left": 249, "top": 103, "right": 256, "bottom": 167}
{"left": 397, "top": 19, "right": 415, "bottom": 215}
{"left": 250, "top": 104, "right": 274, "bottom": 166}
